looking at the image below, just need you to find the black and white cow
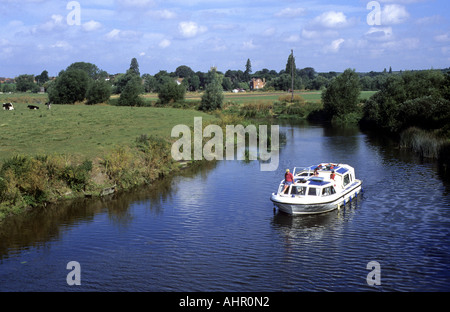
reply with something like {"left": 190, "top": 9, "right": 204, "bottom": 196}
{"left": 45, "top": 102, "right": 52, "bottom": 109}
{"left": 2, "top": 103, "right": 14, "bottom": 110}
{"left": 27, "top": 105, "right": 40, "bottom": 110}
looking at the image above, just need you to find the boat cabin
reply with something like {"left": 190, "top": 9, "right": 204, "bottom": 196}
{"left": 278, "top": 163, "right": 356, "bottom": 197}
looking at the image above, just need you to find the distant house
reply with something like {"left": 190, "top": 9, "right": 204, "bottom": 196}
{"left": 175, "top": 78, "right": 184, "bottom": 85}
{"left": 250, "top": 78, "right": 266, "bottom": 90}
{"left": 0, "top": 77, "right": 15, "bottom": 84}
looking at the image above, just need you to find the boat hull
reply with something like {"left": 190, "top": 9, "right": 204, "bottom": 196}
{"left": 271, "top": 182, "right": 362, "bottom": 215}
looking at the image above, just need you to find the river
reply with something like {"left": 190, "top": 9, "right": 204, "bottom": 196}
{"left": 0, "top": 122, "right": 449, "bottom": 292}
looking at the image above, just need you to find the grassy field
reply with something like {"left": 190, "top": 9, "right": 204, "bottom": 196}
{"left": 0, "top": 100, "right": 215, "bottom": 161}
{"left": 136, "top": 90, "right": 376, "bottom": 104}
{"left": 0, "top": 90, "right": 377, "bottom": 161}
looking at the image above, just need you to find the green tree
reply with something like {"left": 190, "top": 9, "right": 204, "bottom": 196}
{"left": 322, "top": 69, "right": 361, "bottom": 117}
{"left": 175, "top": 65, "right": 195, "bottom": 78}
{"left": 188, "top": 75, "right": 201, "bottom": 91}
{"left": 113, "top": 73, "right": 131, "bottom": 94}
{"left": 310, "top": 75, "right": 329, "bottom": 90}
{"left": 35, "top": 70, "right": 49, "bottom": 86}
{"left": 118, "top": 75, "right": 144, "bottom": 106}
{"left": 158, "top": 81, "right": 186, "bottom": 105}
{"left": 200, "top": 69, "right": 224, "bottom": 111}
{"left": 66, "top": 62, "right": 107, "bottom": 80}
{"left": 154, "top": 70, "right": 173, "bottom": 92}
{"left": 244, "top": 59, "right": 252, "bottom": 81}
{"left": 15, "top": 74, "right": 37, "bottom": 92}
{"left": 48, "top": 69, "right": 90, "bottom": 104}
{"left": 1, "top": 83, "right": 15, "bottom": 93}
{"left": 362, "top": 70, "right": 448, "bottom": 132}
{"left": 222, "top": 76, "right": 233, "bottom": 91}
{"left": 129, "top": 58, "right": 140, "bottom": 76}
{"left": 142, "top": 74, "right": 158, "bottom": 93}
{"left": 285, "top": 51, "right": 296, "bottom": 79}
{"left": 86, "top": 80, "right": 112, "bottom": 104}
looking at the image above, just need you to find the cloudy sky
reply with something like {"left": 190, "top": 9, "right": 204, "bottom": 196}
{"left": 0, "top": 0, "right": 448, "bottom": 77}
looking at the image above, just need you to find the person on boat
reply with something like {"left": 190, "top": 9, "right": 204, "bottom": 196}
{"left": 313, "top": 167, "right": 319, "bottom": 176}
{"left": 282, "top": 169, "right": 295, "bottom": 194}
{"left": 330, "top": 170, "right": 336, "bottom": 180}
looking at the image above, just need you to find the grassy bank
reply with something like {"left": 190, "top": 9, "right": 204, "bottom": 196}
{"left": 0, "top": 100, "right": 219, "bottom": 221}
{"left": 399, "top": 127, "right": 450, "bottom": 176}
{"left": 0, "top": 98, "right": 268, "bottom": 221}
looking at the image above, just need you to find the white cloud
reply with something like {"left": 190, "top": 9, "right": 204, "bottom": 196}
{"left": 82, "top": 20, "right": 102, "bottom": 32}
{"left": 324, "top": 38, "right": 345, "bottom": 53}
{"left": 416, "top": 15, "right": 444, "bottom": 25}
{"left": 117, "top": 0, "right": 155, "bottom": 7}
{"left": 262, "top": 27, "right": 276, "bottom": 36}
{"left": 434, "top": 33, "right": 450, "bottom": 43}
{"left": 275, "top": 7, "right": 306, "bottom": 18}
{"left": 242, "top": 39, "right": 257, "bottom": 50}
{"left": 378, "top": 0, "right": 424, "bottom": 3}
{"left": 313, "top": 11, "right": 349, "bottom": 28}
{"left": 147, "top": 9, "right": 177, "bottom": 19}
{"left": 381, "top": 37, "right": 419, "bottom": 50}
{"left": 105, "top": 28, "right": 141, "bottom": 41}
{"left": 284, "top": 34, "right": 300, "bottom": 43}
{"left": 178, "top": 21, "right": 207, "bottom": 38}
{"left": 302, "top": 28, "right": 339, "bottom": 39}
{"left": 51, "top": 41, "right": 72, "bottom": 50}
{"left": 106, "top": 28, "right": 121, "bottom": 39}
{"left": 365, "top": 27, "right": 394, "bottom": 41}
{"left": 159, "top": 39, "right": 171, "bottom": 48}
{"left": 381, "top": 4, "right": 409, "bottom": 25}
{"left": 38, "top": 14, "right": 65, "bottom": 32}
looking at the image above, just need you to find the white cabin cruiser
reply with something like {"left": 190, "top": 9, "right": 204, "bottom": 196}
{"left": 271, "top": 163, "right": 363, "bottom": 215}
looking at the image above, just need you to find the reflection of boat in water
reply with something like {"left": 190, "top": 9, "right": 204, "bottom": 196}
{"left": 270, "top": 163, "right": 362, "bottom": 215}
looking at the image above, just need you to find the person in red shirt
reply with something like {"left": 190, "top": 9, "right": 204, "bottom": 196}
{"left": 282, "top": 169, "right": 295, "bottom": 194}
{"left": 330, "top": 170, "right": 336, "bottom": 180}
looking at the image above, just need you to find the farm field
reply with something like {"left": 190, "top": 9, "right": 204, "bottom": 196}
{"left": 0, "top": 102, "right": 215, "bottom": 162}
{"left": 0, "top": 90, "right": 377, "bottom": 161}
{"left": 139, "top": 90, "right": 376, "bottom": 104}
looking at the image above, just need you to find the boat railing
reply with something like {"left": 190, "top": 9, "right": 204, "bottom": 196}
{"left": 292, "top": 166, "right": 314, "bottom": 176}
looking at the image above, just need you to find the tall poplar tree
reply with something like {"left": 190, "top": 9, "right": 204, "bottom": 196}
{"left": 244, "top": 59, "right": 252, "bottom": 81}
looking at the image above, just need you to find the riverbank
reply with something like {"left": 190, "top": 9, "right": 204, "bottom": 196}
{"left": 0, "top": 104, "right": 265, "bottom": 222}
{"left": 0, "top": 103, "right": 219, "bottom": 221}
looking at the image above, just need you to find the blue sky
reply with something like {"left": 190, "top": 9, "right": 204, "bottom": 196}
{"left": 0, "top": 0, "right": 448, "bottom": 77}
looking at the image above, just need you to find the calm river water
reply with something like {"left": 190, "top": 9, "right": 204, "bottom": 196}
{"left": 0, "top": 122, "right": 449, "bottom": 292}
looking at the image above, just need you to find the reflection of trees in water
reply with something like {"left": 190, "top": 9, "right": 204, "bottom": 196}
{"left": 322, "top": 125, "right": 361, "bottom": 160}
{"left": 363, "top": 129, "right": 450, "bottom": 190}
{"left": 0, "top": 160, "right": 218, "bottom": 259}
{"left": 0, "top": 198, "right": 100, "bottom": 259}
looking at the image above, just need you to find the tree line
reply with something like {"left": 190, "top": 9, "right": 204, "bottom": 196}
{"left": 3, "top": 56, "right": 449, "bottom": 133}
{"left": 5, "top": 54, "right": 439, "bottom": 98}
{"left": 320, "top": 68, "right": 450, "bottom": 137}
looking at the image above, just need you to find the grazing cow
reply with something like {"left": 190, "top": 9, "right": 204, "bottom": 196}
{"left": 45, "top": 102, "right": 52, "bottom": 110}
{"left": 28, "top": 105, "right": 40, "bottom": 110}
{"left": 2, "top": 103, "right": 14, "bottom": 110}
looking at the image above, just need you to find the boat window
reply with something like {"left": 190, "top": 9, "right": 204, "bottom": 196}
{"left": 343, "top": 174, "right": 350, "bottom": 186}
{"left": 294, "top": 186, "right": 307, "bottom": 195}
{"left": 279, "top": 184, "right": 288, "bottom": 194}
{"left": 308, "top": 187, "right": 318, "bottom": 196}
{"left": 322, "top": 186, "right": 336, "bottom": 196}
